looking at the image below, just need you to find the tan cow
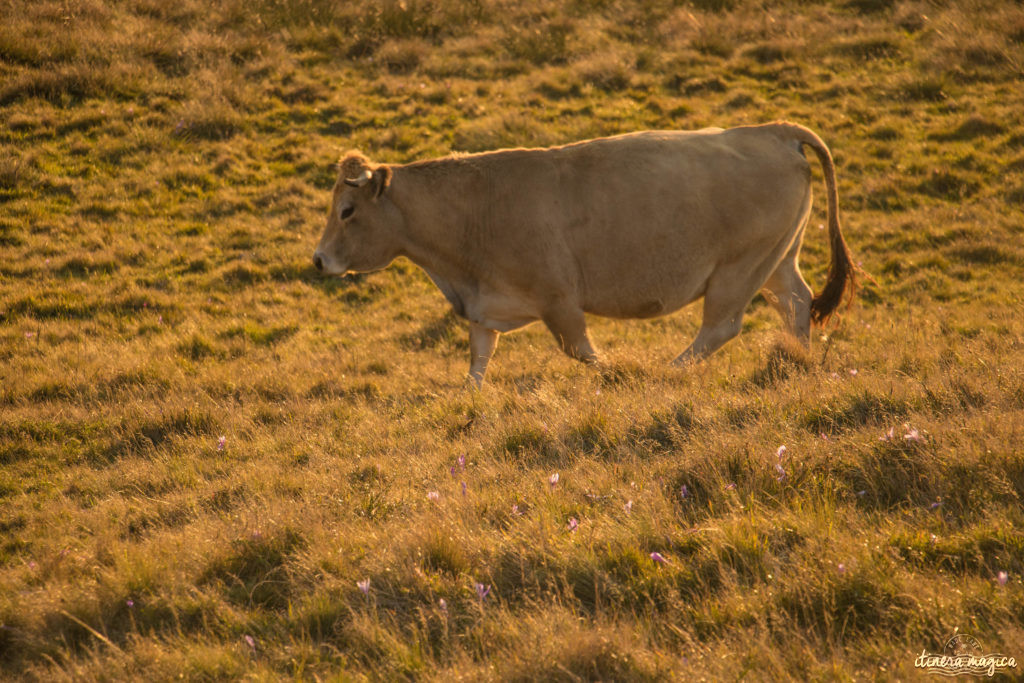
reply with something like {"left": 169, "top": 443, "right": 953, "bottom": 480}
{"left": 313, "top": 121, "right": 855, "bottom": 385}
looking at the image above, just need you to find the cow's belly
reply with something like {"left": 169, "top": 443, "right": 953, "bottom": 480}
{"left": 572, "top": 228, "right": 721, "bottom": 319}
{"left": 582, "top": 263, "right": 714, "bottom": 319}
{"left": 467, "top": 287, "right": 540, "bottom": 332}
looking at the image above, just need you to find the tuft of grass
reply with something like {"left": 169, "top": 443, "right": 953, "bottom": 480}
{"left": 691, "top": 25, "right": 735, "bottom": 58}
{"left": 200, "top": 528, "right": 306, "bottom": 610}
{"left": 844, "top": 0, "right": 895, "bottom": 14}
{"left": 896, "top": 75, "right": 950, "bottom": 101}
{"left": 929, "top": 115, "right": 1006, "bottom": 141}
{"left": 175, "top": 98, "right": 246, "bottom": 140}
{"left": 0, "top": 64, "right": 141, "bottom": 105}
{"left": 574, "top": 54, "right": 634, "bottom": 91}
{"left": 0, "top": 157, "right": 31, "bottom": 192}
{"left": 376, "top": 39, "right": 428, "bottom": 74}
{"left": 505, "top": 21, "right": 573, "bottom": 65}
{"left": 452, "top": 112, "right": 554, "bottom": 152}
{"left": 916, "top": 169, "right": 981, "bottom": 200}
{"left": 747, "top": 337, "right": 812, "bottom": 388}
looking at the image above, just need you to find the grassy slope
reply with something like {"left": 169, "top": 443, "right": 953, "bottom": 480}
{"left": 1, "top": 0, "right": 1024, "bottom": 678}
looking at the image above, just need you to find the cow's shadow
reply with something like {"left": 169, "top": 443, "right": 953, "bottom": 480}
{"left": 281, "top": 263, "right": 382, "bottom": 303}
{"left": 399, "top": 311, "right": 466, "bottom": 352}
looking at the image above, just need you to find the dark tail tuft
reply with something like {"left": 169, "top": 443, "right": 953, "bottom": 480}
{"left": 780, "top": 122, "right": 857, "bottom": 325}
{"left": 809, "top": 226, "right": 855, "bottom": 324}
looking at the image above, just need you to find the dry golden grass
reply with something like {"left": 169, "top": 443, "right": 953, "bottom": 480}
{"left": 2, "top": 0, "right": 1024, "bottom": 679}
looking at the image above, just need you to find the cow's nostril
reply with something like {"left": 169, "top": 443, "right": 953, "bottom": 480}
{"left": 313, "top": 254, "right": 323, "bottom": 271}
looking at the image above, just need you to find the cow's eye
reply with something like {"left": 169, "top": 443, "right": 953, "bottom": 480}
{"left": 340, "top": 205, "right": 354, "bottom": 220}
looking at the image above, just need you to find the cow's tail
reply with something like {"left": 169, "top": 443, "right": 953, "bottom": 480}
{"left": 782, "top": 123, "right": 856, "bottom": 325}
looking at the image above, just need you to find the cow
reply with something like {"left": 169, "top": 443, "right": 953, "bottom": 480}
{"left": 313, "top": 121, "right": 855, "bottom": 386}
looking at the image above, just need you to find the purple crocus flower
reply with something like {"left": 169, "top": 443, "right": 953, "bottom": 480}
{"left": 624, "top": 500, "right": 633, "bottom": 513}
{"left": 357, "top": 578, "right": 370, "bottom": 595}
{"left": 475, "top": 583, "right": 491, "bottom": 600}
{"left": 997, "top": 571, "right": 1009, "bottom": 586}
{"left": 650, "top": 551, "right": 668, "bottom": 564}
{"left": 567, "top": 518, "right": 578, "bottom": 532}
{"left": 549, "top": 473, "right": 559, "bottom": 488}
{"left": 457, "top": 454, "right": 466, "bottom": 470}
{"left": 217, "top": 436, "right": 226, "bottom": 451}
{"left": 680, "top": 484, "right": 690, "bottom": 499}
{"left": 724, "top": 482, "right": 737, "bottom": 491}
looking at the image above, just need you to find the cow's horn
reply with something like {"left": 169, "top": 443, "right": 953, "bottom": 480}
{"left": 344, "top": 169, "right": 373, "bottom": 187}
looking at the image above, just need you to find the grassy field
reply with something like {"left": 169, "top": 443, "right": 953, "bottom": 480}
{"left": 2, "top": 0, "right": 1024, "bottom": 679}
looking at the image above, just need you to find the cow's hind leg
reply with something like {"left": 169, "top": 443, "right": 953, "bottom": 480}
{"left": 761, "top": 246, "right": 812, "bottom": 345}
{"left": 468, "top": 322, "right": 499, "bottom": 387}
{"left": 543, "top": 304, "right": 599, "bottom": 364}
{"left": 674, "top": 180, "right": 814, "bottom": 366}
{"left": 672, "top": 263, "right": 772, "bottom": 366}
{"left": 672, "top": 293, "right": 746, "bottom": 366}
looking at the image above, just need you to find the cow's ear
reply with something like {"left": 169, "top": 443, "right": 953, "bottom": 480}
{"left": 373, "top": 165, "right": 392, "bottom": 199}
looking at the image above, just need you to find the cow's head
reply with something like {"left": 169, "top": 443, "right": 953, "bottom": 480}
{"left": 313, "top": 151, "right": 399, "bottom": 276}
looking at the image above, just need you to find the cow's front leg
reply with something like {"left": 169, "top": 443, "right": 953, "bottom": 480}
{"left": 468, "top": 322, "right": 500, "bottom": 387}
{"left": 542, "top": 305, "right": 599, "bottom": 365}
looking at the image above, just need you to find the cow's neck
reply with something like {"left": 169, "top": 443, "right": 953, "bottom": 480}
{"left": 389, "top": 165, "right": 482, "bottom": 316}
